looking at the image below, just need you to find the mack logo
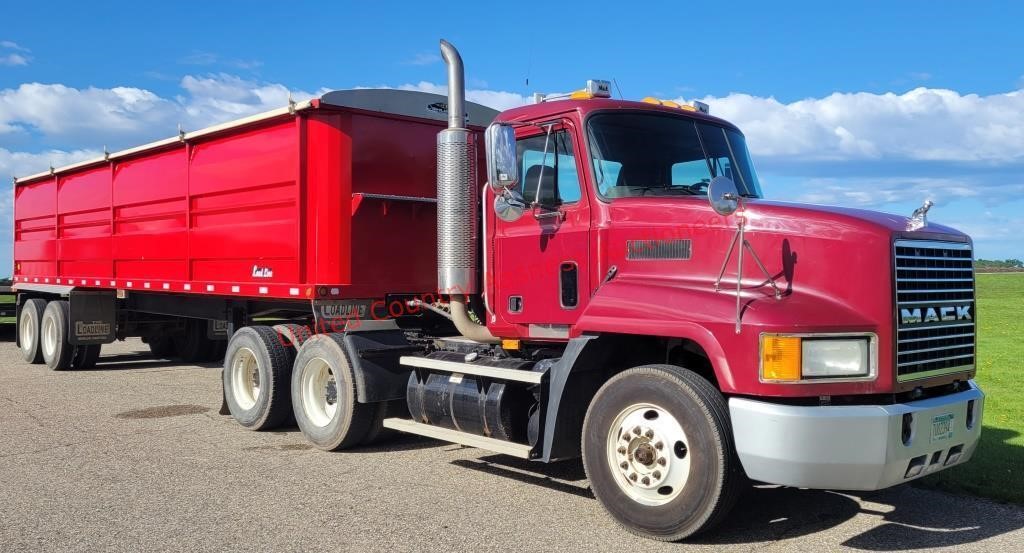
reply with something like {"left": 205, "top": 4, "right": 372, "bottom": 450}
{"left": 252, "top": 265, "right": 273, "bottom": 278}
{"left": 900, "top": 305, "right": 972, "bottom": 325}
{"left": 75, "top": 321, "right": 111, "bottom": 337}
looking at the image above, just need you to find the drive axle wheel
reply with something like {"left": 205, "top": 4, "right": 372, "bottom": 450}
{"left": 291, "top": 334, "right": 376, "bottom": 451}
{"left": 582, "top": 365, "right": 744, "bottom": 541}
{"left": 223, "top": 326, "right": 294, "bottom": 430}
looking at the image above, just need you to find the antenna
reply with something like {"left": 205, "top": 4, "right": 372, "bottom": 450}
{"left": 612, "top": 78, "right": 624, "bottom": 99}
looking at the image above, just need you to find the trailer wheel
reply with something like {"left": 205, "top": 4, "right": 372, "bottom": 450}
{"left": 174, "top": 319, "right": 214, "bottom": 363}
{"left": 40, "top": 300, "right": 76, "bottom": 371}
{"left": 223, "top": 326, "right": 295, "bottom": 430}
{"left": 291, "top": 333, "right": 376, "bottom": 451}
{"left": 582, "top": 365, "right": 744, "bottom": 541}
{"left": 18, "top": 298, "right": 47, "bottom": 364}
{"left": 71, "top": 344, "right": 102, "bottom": 370}
{"left": 148, "top": 336, "right": 176, "bottom": 359}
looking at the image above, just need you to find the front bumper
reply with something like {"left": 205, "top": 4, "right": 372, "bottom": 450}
{"left": 729, "top": 380, "right": 984, "bottom": 490}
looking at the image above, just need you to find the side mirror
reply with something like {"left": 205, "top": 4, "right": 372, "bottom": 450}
{"left": 485, "top": 123, "right": 518, "bottom": 191}
{"left": 708, "top": 176, "right": 739, "bottom": 216}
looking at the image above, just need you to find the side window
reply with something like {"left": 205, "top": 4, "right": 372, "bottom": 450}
{"left": 516, "top": 129, "right": 581, "bottom": 206}
{"left": 670, "top": 159, "right": 713, "bottom": 193}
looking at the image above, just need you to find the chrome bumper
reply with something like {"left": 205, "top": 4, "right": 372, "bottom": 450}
{"left": 729, "top": 381, "right": 984, "bottom": 491}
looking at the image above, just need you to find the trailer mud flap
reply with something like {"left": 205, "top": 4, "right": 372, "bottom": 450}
{"left": 68, "top": 290, "right": 116, "bottom": 345}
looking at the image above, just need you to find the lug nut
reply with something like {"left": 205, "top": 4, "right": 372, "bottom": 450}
{"left": 657, "top": 457, "right": 667, "bottom": 466}
{"left": 641, "top": 476, "right": 650, "bottom": 485}
{"left": 629, "top": 473, "right": 638, "bottom": 482}
{"left": 633, "top": 426, "right": 642, "bottom": 435}
{"left": 653, "top": 470, "right": 662, "bottom": 480}
{"left": 644, "top": 429, "right": 654, "bottom": 439}
{"left": 617, "top": 446, "right": 627, "bottom": 455}
{"left": 621, "top": 431, "right": 631, "bottom": 442}
{"left": 654, "top": 441, "right": 664, "bottom": 450}
{"left": 620, "top": 461, "right": 628, "bottom": 470}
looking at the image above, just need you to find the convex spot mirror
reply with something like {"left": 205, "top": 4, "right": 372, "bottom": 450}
{"left": 485, "top": 123, "right": 518, "bottom": 191}
{"left": 494, "top": 189, "right": 527, "bottom": 223}
{"left": 709, "top": 176, "right": 740, "bottom": 216}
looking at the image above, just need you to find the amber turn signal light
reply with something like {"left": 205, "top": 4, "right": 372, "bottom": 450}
{"left": 761, "top": 336, "right": 802, "bottom": 381}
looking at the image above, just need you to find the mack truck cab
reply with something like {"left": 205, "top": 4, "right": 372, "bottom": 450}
{"left": 10, "top": 39, "right": 983, "bottom": 542}
{"left": 379, "top": 41, "right": 983, "bottom": 540}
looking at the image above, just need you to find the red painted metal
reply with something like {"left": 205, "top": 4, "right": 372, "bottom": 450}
{"left": 485, "top": 98, "right": 973, "bottom": 397}
{"left": 13, "top": 106, "right": 476, "bottom": 302}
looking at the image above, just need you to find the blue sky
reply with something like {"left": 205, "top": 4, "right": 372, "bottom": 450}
{"left": 2, "top": 0, "right": 1023, "bottom": 275}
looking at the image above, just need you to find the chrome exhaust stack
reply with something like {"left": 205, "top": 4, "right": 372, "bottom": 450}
{"left": 436, "top": 39, "right": 476, "bottom": 295}
{"left": 436, "top": 39, "right": 498, "bottom": 343}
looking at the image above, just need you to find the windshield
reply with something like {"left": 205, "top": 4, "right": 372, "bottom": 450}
{"left": 587, "top": 112, "right": 762, "bottom": 199}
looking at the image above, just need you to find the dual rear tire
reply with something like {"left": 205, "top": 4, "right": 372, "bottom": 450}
{"left": 222, "top": 326, "right": 393, "bottom": 447}
{"left": 19, "top": 299, "right": 101, "bottom": 371}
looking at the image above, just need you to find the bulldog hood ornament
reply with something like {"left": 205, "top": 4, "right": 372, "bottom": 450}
{"left": 907, "top": 199, "right": 934, "bottom": 231}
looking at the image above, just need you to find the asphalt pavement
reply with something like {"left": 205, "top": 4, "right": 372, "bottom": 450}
{"left": 1, "top": 332, "right": 1022, "bottom": 552}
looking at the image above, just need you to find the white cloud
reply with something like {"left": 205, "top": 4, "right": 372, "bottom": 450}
{"left": 0, "top": 76, "right": 324, "bottom": 148}
{"left": 391, "top": 81, "right": 530, "bottom": 112}
{"left": 0, "top": 147, "right": 99, "bottom": 181}
{"left": 1, "top": 40, "right": 29, "bottom": 51}
{"left": 678, "top": 87, "right": 1024, "bottom": 163}
{"left": 791, "top": 176, "right": 1007, "bottom": 208}
{"left": 405, "top": 52, "right": 441, "bottom": 66}
{"left": 0, "top": 53, "right": 29, "bottom": 66}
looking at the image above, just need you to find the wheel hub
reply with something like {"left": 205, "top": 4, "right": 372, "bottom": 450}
{"left": 607, "top": 403, "right": 692, "bottom": 505}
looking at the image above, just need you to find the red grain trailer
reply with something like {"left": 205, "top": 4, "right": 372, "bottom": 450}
{"left": 13, "top": 90, "right": 496, "bottom": 362}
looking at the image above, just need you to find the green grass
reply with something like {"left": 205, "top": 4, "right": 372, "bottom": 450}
{"left": 918, "top": 273, "right": 1024, "bottom": 504}
{"left": 0, "top": 292, "right": 13, "bottom": 324}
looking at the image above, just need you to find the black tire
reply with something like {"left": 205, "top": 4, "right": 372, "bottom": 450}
{"left": 148, "top": 335, "right": 177, "bottom": 358}
{"left": 582, "top": 364, "right": 744, "bottom": 541}
{"left": 272, "top": 323, "right": 313, "bottom": 350}
{"left": 291, "top": 333, "right": 376, "bottom": 451}
{"left": 360, "top": 399, "right": 406, "bottom": 446}
{"left": 71, "top": 344, "right": 102, "bottom": 370}
{"left": 208, "top": 339, "right": 228, "bottom": 363}
{"left": 40, "top": 300, "right": 75, "bottom": 371}
{"left": 174, "top": 319, "right": 214, "bottom": 363}
{"left": 223, "top": 326, "right": 295, "bottom": 430}
{"left": 18, "top": 298, "right": 47, "bottom": 364}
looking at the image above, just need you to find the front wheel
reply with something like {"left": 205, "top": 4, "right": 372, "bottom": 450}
{"left": 582, "top": 365, "right": 744, "bottom": 541}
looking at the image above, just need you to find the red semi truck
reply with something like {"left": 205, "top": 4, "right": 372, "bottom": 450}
{"left": 11, "top": 40, "right": 983, "bottom": 540}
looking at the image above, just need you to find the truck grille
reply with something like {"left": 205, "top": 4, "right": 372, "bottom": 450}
{"left": 894, "top": 240, "right": 976, "bottom": 381}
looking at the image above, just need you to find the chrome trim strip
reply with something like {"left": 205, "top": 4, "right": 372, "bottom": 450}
{"left": 758, "top": 332, "right": 879, "bottom": 384}
{"left": 897, "top": 344, "right": 975, "bottom": 356}
{"left": 897, "top": 353, "right": 974, "bottom": 368}
{"left": 899, "top": 332, "right": 974, "bottom": 343}
{"left": 896, "top": 322, "right": 974, "bottom": 332}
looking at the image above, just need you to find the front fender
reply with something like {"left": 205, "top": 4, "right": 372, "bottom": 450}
{"left": 576, "top": 276, "right": 882, "bottom": 395}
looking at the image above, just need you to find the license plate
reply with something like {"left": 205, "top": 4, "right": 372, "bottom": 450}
{"left": 931, "top": 413, "right": 955, "bottom": 442}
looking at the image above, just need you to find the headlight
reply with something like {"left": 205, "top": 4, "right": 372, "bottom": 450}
{"left": 761, "top": 334, "right": 876, "bottom": 383}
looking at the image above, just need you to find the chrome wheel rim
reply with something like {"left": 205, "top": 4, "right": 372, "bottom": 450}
{"left": 41, "top": 314, "right": 57, "bottom": 359}
{"left": 19, "top": 310, "right": 35, "bottom": 354}
{"left": 301, "top": 357, "right": 338, "bottom": 428}
{"left": 230, "top": 347, "right": 260, "bottom": 410}
{"left": 606, "top": 403, "right": 691, "bottom": 506}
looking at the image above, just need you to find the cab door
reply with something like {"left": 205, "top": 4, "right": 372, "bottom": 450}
{"left": 493, "top": 121, "right": 591, "bottom": 338}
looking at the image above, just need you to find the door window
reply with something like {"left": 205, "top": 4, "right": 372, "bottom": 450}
{"left": 516, "top": 130, "right": 581, "bottom": 206}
